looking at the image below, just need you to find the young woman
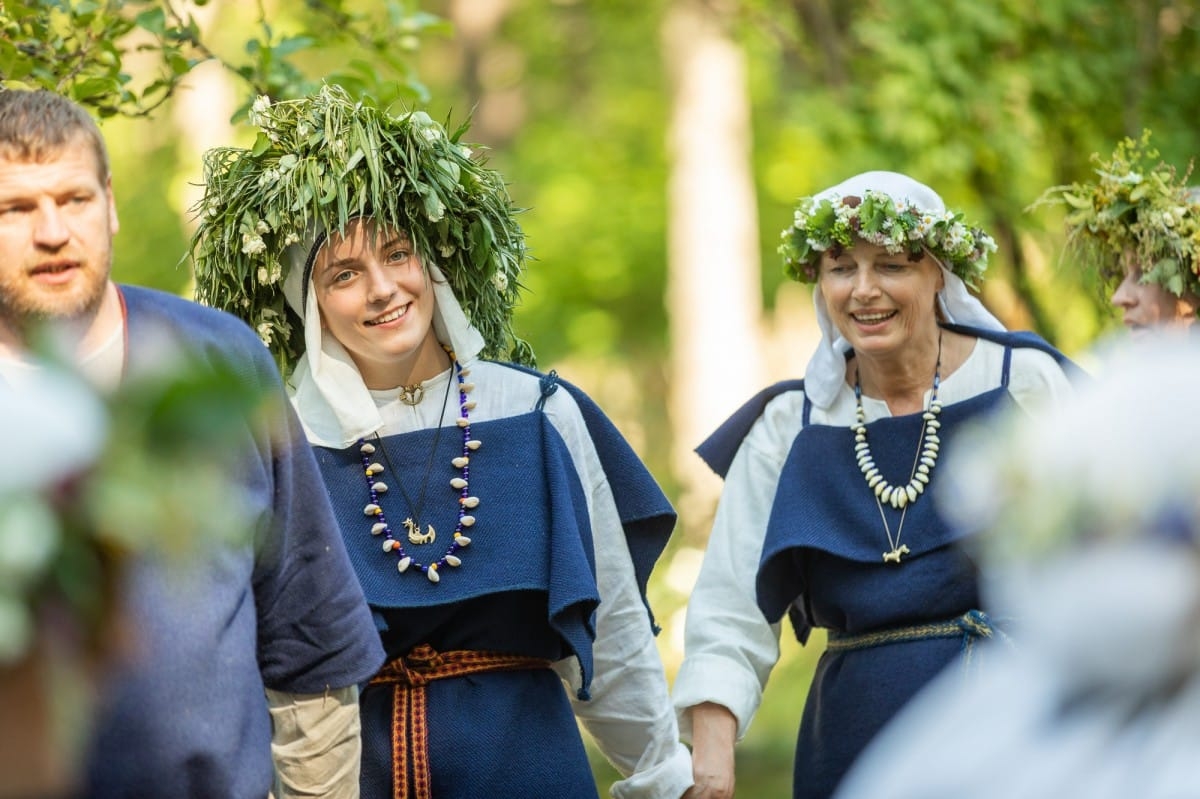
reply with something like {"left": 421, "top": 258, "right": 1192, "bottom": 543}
{"left": 190, "top": 86, "right": 691, "bottom": 799}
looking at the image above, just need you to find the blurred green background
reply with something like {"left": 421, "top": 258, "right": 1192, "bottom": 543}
{"left": 5, "top": 1, "right": 1199, "bottom": 795}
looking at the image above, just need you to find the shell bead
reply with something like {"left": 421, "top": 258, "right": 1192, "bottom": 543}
{"left": 853, "top": 342, "right": 945, "bottom": 520}
{"left": 372, "top": 481, "right": 388, "bottom": 493}
{"left": 452, "top": 457, "right": 469, "bottom": 469}
{"left": 450, "top": 477, "right": 468, "bottom": 489}
{"left": 398, "top": 556, "right": 412, "bottom": 572}
{"left": 360, "top": 442, "right": 376, "bottom": 454}
{"left": 460, "top": 515, "right": 475, "bottom": 527}
{"left": 445, "top": 555, "right": 462, "bottom": 567}
{"left": 371, "top": 522, "right": 387, "bottom": 535}
{"left": 426, "top": 566, "right": 440, "bottom": 583}
{"left": 364, "top": 503, "right": 382, "bottom": 516}
{"left": 461, "top": 497, "right": 479, "bottom": 508}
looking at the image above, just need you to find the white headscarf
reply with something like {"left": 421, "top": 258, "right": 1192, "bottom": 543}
{"left": 803, "top": 171, "right": 1006, "bottom": 409}
{"left": 280, "top": 227, "right": 486, "bottom": 448}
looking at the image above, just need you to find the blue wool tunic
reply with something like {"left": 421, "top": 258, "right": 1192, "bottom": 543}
{"left": 84, "top": 286, "right": 384, "bottom": 799}
{"left": 694, "top": 325, "right": 1078, "bottom": 799}
{"left": 312, "top": 367, "right": 676, "bottom": 799}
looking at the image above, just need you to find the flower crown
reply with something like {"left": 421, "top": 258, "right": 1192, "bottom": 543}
{"left": 190, "top": 84, "right": 531, "bottom": 375}
{"left": 1032, "top": 131, "right": 1200, "bottom": 300}
{"left": 778, "top": 189, "right": 996, "bottom": 287}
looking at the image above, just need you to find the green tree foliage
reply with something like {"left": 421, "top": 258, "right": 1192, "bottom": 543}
{"left": 2, "top": 0, "right": 446, "bottom": 293}
{"left": 736, "top": 0, "right": 1200, "bottom": 349}
{"left": 0, "top": 0, "right": 447, "bottom": 116}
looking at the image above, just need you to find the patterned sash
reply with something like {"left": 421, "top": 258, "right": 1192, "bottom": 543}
{"left": 369, "top": 644, "right": 552, "bottom": 799}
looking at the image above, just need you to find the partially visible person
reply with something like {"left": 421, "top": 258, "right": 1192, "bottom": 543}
{"left": 672, "top": 171, "right": 1080, "bottom": 799}
{"left": 189, "top": 86, "right": 692, "bottom": 798}
{"left": 835, "top": 335, "right": 1200, "bottom": 799}
{"left": 0, "top": 87, "right": 384, "bottom": 798}
{"left": 1034, "top": 132, "right": 1200, "bottom": 334}
{"left": 0, "top": 367, "right": 107, "bottom": 799}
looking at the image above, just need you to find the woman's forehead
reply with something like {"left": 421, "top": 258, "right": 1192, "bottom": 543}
{"left": 322, "top": 219, "right": 410, "bottom": 257}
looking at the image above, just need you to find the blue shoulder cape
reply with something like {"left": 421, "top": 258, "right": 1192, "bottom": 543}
{"left": 696, "top": 324, "right": 1084, "bottom": 478}
{"left": 497, "top": 362, "right": 677, "bottom": 633}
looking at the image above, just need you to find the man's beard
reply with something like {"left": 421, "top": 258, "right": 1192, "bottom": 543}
{"left": 0, "top": 258, "right": 110, "bottom": 341}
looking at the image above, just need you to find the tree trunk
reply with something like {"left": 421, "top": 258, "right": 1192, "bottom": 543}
{"left": 662, "top": 0, "right": 765, "bottom": 545}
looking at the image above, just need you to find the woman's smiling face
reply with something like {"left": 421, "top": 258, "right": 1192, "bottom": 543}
{"left": 818, "top": 240, "right": 945, "bottom": 358}
{"left": 312, "top": 218, "right": 439, "bottom": 388}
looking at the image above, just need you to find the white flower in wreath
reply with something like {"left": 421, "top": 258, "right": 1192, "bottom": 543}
{"left": 248, "top": 95, "right": 272, "bottom": 127}
{"left": 256, "top": 322, "right": 274, "bottom": 347}
{"left": 491, "top": 271, "right": 509, "bottom": 291}
{"left": 242, "top": 233, "right": 267, "bottom": 257}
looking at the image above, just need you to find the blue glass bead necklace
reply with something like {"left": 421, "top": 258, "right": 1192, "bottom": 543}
{"left": 357, "top": 349, "right": 481, "bottom": 584}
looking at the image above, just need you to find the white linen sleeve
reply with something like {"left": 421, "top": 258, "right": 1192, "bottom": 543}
{"left": 545, "top": 394, "right": 693, "bottom": 799}
{"left": 266, "top": 685, "right": 362, "bottom": 799}
{"left": 670, "top": 416, "right": 789, "bottom": 743}
{"left": 1006, "top": 348, "right": 1078, "bottom": 413}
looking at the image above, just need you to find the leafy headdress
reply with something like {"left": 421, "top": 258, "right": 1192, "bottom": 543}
{"left": 1032, "top": 131, "right": 1200, "bottom": 300}
{"left": 190, "top": 84, "right": 531, "bottom": 376}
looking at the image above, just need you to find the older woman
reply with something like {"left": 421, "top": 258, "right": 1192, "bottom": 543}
{"left": 1035, "top": 133, "right": 1200, "bottom": 334}
{"left": 190, "top": 86, "right": 692, "bottom": 799}
{"left": 673, "top": 171, "right": 1079, "bottom": 799}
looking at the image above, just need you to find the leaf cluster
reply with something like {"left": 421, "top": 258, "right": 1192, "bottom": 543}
{"left": 0, "top": 0, "right": 206, "bottom": 117}
{"left": 1032, "top": 130, "right": 1200, "bottom": 299}
{"left": 0, "top": 0, "right": 448, "bottom": 119}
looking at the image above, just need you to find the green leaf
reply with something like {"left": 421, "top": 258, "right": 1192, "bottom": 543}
{"left": 252, "top": 133, "right": 272, "bottom": 157}
{"left": 134, "top": 7, "right": 167, "bottom": 36}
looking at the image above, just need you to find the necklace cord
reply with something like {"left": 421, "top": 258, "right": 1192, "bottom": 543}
{"left": 375, "top": 367, "right": 454, "bottom": 524}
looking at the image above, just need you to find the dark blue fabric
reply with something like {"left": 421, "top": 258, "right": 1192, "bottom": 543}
{"left": 764, "top": 383, "right": 1011, "bottom": 799}
{"left": 695, "top": 327, "right": 1080, "bottom": 799}
{"left": 695, "top": 325, "right": 1084, "bottom": 479}
{"left": 360, "top": 668, "right": 599, "bottom": 799}
{"left": 84, "top": 286, "right": 384, "bottom": 799}
{"left": 695, "top": 379, "right": 807, "bottom": 479}
{"left": 314, "top": 411, "right": 600, "bottom": 696}
{"left": 495, "top": 362, "right": 677, "bottom": 632}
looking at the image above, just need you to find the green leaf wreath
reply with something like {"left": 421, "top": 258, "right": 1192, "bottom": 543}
{"left": 778, "top": 189, "right": 996, "bottom": 288}
{"left": 1032, "top": 130, "right": 1200, "bottom": 300}
{"left": 190, "top": 84, "right": 532, "bottom": 376}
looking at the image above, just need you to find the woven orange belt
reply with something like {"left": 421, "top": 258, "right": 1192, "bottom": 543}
{"left": 369, "top": 643, "right": 553, "bottom": 799}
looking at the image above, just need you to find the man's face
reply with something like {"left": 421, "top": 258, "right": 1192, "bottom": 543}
{"left": 0, "top": 136, "right": 118, "bottom": 343}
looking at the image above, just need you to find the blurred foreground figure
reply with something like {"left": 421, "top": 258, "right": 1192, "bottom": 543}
{"left": 834, "top": 336, "right": 1200, "bottom": 799}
